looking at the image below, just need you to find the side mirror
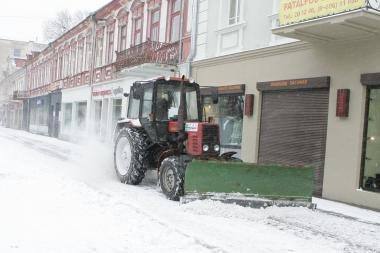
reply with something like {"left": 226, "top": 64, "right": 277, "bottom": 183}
{"left": 123, "top": 93, "right": 129, "bottom": 97}
{"left": 132, "top": 84, "right": 143, "bottom": 99}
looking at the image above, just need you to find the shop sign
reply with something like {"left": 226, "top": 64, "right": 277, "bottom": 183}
{"left": 279, "top": 0, "right": 365, "bottom": 26}
{"left": 92, "top": 90, "right": 112, "bottom": 97}
{"left": 257, "top": 76, "right": 330, "bottom": 91}
{"left": 112, "top": 87, "right": 124, "bottom": 96}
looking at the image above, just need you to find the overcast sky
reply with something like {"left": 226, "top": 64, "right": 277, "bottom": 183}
{"left": 0, "top": 0, "right": 110, "bottom": 43}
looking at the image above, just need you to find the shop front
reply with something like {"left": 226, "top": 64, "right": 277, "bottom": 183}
{"left": 91, "top": 82, "right": 129, "bottom": 141}
{"left": 29, "top": 90, "right": 62, "bottom": 137}
{"left": 192, "top": 39, "right": 380, "bottom": 210}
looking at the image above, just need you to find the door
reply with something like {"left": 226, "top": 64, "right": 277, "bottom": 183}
{"left": 258, "top": 89, "right": 329, "bottom": 196}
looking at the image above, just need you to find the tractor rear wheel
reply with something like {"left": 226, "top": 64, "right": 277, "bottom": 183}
{"left": 114, "top": 127, "right": 148, "bottom": 185}
{"left": 159, "top": 156, "right": 186, "bottom": 201}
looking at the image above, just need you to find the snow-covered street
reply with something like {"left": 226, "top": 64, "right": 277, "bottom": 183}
{"left": 0, "top": 127, "right": 379, "bottom": 253}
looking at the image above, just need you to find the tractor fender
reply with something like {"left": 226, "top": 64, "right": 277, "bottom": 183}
{"left": 113, "top": 118, "right": 142, "bottom": 143}
{"left": 157, "top": 148, "right": 179, "bottom": 172}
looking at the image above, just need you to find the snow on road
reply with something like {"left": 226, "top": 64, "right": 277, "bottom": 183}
{"left": 0, "top": 127, "right": 379, "bottom": 253}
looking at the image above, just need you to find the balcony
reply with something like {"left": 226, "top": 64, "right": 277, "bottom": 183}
{"left": 272, "top": 1, "right": 380, "bottom": 42}
{"left": 13, "top": 90, "right": 30, "bottom": 100}
{"left": 115, "top": 40, "right": 180, "bottom": 71}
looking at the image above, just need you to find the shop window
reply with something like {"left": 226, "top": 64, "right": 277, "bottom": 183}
{"left": 203, "top": 95, "right": 244, "bottom": 148}
{"left": 112, "top": 99, "right": 123, "bottom": 129}
{"left": 362, "top": 86, "right": 380, "bottom": 192}
{"left": 94, "top": 100, "right": 102, "bottom": 135}
{"left": 63, "top": 103, "right": 72, "bottom": 131}
{"left": 76, "top": 102, "right": 87, "bottom": 129}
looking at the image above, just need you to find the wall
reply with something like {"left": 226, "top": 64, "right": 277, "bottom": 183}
{"left": 192, "top": 37, "right": 380, "bottom": 210}
{"left": 195, "top": 0, "right": 273, "bottom": 61}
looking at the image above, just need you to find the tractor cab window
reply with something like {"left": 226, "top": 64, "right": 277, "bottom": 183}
{"left": 142, "top": 87, "right": 153, "bottom": 119}
{"left": 156, "top": 83, "right": 199, "bottom": 121}
{"left": 127, "top": 90, "right": 140, "bottom": 119}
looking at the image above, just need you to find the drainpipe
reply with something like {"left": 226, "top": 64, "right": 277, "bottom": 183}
{"left": 177, "top": 0, "right": 186, "bottom": 75}
{"left": 188, "top": 0, "right": 199, "bottom": 78}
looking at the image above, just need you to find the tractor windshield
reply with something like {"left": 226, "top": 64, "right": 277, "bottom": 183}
{"left": 156, "top": 83, "right": 199, "bottom": 121}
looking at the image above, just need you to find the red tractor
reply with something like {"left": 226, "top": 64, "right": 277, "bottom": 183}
{"left": 113, "top": 76, "right": 231, "bottom": 200}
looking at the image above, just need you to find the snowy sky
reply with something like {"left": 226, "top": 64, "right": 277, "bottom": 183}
{"left": 0, "top": 0, "right": 111, "bottom": 43}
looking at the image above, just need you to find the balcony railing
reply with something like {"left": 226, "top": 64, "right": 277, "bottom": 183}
{"left": 115, "top": 40, "right": 180, "bottom": 71}
{"left": 13, "top": 90, "right": 30, "bottom": 100}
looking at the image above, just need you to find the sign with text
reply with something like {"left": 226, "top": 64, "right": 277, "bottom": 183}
{"left": 279, "top": 0, "right": 365, "bottom": 26}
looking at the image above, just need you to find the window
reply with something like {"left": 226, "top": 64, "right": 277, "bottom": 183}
{"left": 76, "top": 102, "right": 87, "bottom": 129}
{"left": 13, "top": 48, "right": 21, "bottom": 58}
{"left": 229, "top": 0, "right": 241, "bottom": 25}
{"left": 77, "top": 41, "right": 84, "bottom": 73}
{"left": 85, "top": 34, "right": 92, "bottom": 70}
{"left": 112, "top": 99, "right": 123, "bottom": 129}
{"left": 63, "top": 103, "right": 72, "bottom": 131}
{"left": 134, "top": 17, "right": 143, "bottom": 45}
{"left": 118, "top": 25, "right": 128, "bottom": 51}
{"left": 149, "top": 9, "right": 160, "bottom": 41}
{"left": 362, "top": 86, "right": 380, "bottom": 192}
{"left": 127, "top": 90, "right": 140, "bottom": 119}
{"left": 96, "top": 35, "right": 104, "bottom": 67}
{"left": 71, "top": 43, "right": 77, "bottom": 75}
{"left": 132, "top": 1, "right": 144, "bottom": 46}
{"left": 94, "top": 100, "right": 102, "bottom": 134}
{"left": 169, "top": 0, "right": 181, "bottom": 42}
{"left": 142, "top": 87, "right": 153, "bottom": 118}
{"left": 107, "top": 30, "right": 114, "bottom": 64}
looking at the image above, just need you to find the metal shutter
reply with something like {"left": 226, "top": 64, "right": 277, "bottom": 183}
{"left": 258, "top": 89, "right": 329, "bottom": 196}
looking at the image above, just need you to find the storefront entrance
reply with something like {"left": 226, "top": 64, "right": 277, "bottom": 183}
{"left": 257, "top": 77, "right": 330, "bottom": 196}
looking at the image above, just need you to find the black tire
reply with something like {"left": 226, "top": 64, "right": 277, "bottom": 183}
{"left": 114, "top": 127, "right": 149, "bottom": 185}
{"left": 159, "top": 156, "right": 186, "bottom": 201}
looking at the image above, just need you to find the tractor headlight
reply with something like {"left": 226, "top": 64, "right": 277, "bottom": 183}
{"left": 203, "top": 145, "right": 209, "bottom": 152}
{"left": 214, "top": 145, "right": 220, "bottom": 152}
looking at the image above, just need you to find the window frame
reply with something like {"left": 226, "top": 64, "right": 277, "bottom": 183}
{"left": 106, "top": 29, "right": 115, "bottom": 64}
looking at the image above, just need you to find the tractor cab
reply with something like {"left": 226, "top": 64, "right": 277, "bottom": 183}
{"left": 128, "top": 77, "right": 201, "bottom": 143}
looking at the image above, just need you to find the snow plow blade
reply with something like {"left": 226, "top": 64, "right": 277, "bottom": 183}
{"left": 182, "top": 160, "right": 314, "bottom": 208}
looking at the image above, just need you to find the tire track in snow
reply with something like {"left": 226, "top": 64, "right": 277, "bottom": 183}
{"left": 267, "top": 216, "right": 380, "bottom": 253}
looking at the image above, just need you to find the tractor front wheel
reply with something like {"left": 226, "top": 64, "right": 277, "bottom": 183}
{"left": 159, "top": 156, "right": 186, "bottom": 201}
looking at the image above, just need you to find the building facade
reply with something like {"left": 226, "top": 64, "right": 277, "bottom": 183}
{"left": 191, "top": 0, "right": 380, "bottom": 210}
{"left": 24, "top": 0, "right": 193, "bottom": 141}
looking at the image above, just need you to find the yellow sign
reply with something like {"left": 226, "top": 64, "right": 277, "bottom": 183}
{"left": 279, "top": 0, "right": 366, "bottom": 26}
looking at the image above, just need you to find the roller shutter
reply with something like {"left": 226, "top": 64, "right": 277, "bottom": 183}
{"left": 258, "top": 89, "right": 329, "bottom": 196}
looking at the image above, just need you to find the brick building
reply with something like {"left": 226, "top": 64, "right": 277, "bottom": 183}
{"left": 24, "top": 0, "right": 193, "bottom": 140}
